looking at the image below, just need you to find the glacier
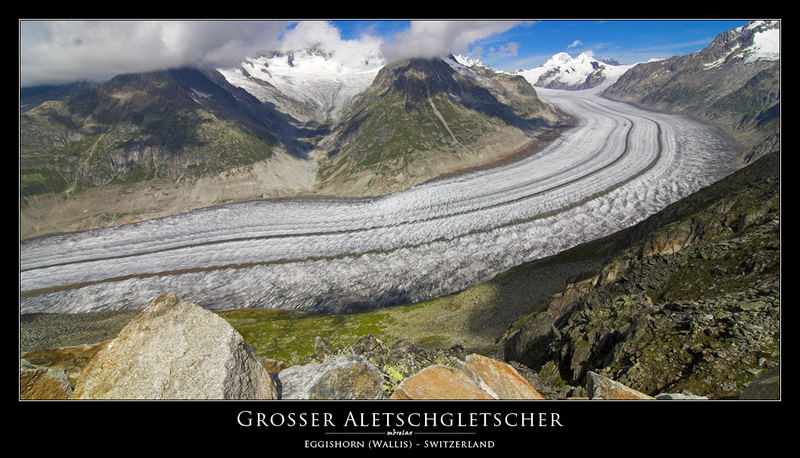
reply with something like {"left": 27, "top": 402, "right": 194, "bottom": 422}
{"left": 19, "top": 86, "right": 740, "bottom": 314}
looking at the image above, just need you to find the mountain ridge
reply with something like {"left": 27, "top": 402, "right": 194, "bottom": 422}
{"left": 602, "top": 20, "right": 779, "bottom": 164}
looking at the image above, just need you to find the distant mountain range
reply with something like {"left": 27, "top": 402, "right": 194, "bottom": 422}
{"left": 19, "top": 20, "right": 779, "bottom": 236}
{"left": 19, "top": 52, "right": 562, "bottom": 203}
{"left": 217, "top": 47, "right": 385, "bottom": 124}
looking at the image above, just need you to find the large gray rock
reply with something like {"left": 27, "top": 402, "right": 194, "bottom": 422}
{"left": 72, "top": 292, "right": 277, "bottom": 400}
{"left": 276, "top": 354, "right": 384, "bottom": 400}
{"left": 740, "top": 366, "right": 780, "bottom": 400}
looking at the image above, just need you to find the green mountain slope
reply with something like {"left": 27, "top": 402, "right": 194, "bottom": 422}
{"left": 20, "top": 68, "right": 283, "bottom": 197}
{"left": 314, "top": 57, "right": 562, "bottom": 195}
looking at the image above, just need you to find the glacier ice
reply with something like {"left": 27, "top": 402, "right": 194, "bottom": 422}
{"left": 19, "top": 87, "right": 739, "bottom": 314}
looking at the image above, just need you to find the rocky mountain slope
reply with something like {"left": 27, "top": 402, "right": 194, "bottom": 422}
{"left": 502, "top": 150, "right": 780, "bottom": 399}
{"left": 516, "top": 52, "right": 633, "bottom": 90}
{"left": 313, "top": 56, "right": 563, "bottom": 196}
{"left": 603, "top": 20, "right": 779, "bottom": 164}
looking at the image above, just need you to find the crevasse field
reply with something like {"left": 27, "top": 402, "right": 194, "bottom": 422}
{"left": 20, "top": 87, "right": 739, "bottom": 314}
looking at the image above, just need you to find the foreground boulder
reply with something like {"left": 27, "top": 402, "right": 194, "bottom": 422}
{"left": 586, "top": 371, "right": 654, "bottom": 400}
{"left": 302, "top": 334, "right": 469, "bottom": 397}
{"left": 390, "top": 365, "right": 494, "bottom": 400}
{"left": 72, "top": 293, "right": 277, "bottom": 400}
{"left": 20, "top": 359, "right": 73, "bottom": 400}
{"left": 390, "top": 353, "right": 544, "bottom": 400}
{"left": 276, "top": 354, "right": 383, "bottom": 399}
{"left": 740, "top": 366, "right": 780, "bottom": 399}
{"left": 463, "top": 354, "right": 545, "bottom": 399}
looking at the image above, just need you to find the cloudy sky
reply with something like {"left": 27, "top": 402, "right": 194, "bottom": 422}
{"left": 19, "top": 19, "right": 752, "bottom": 87}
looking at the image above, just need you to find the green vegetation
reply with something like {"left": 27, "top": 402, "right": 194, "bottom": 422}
{"left": 19, "top": 168, "right": 71, "bottom": 196}
{"left": 213, "top": 238, "right": 608, "bottom": 367}
{"left": 316, "top": 58, "right": 542, "bottom": 188}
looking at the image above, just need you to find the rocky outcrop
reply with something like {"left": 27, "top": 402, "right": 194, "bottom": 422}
{"left": 283, "top": 334, "right": 544, "bottom": 400}
{"left": 21, "top": 340, "right": 110, "bottom": 388}
{"left": 503, "top": 151, "right": 780, "bottom": 399}
{"left": 301, "top": 334, "right": 468, "bottom": 397}
{"left": 463, "top": 353, "right": 545, "bottom": 399}
{"left": 20, "top": 358, "right": 73, "bottom": 400}
{"left": 275, "top": 354, "right": 384, "bottom": 400}
{"left": 72, "top": 292, "right": 277, "bottom": 399}
{"left": 389, "top": 353, "right": 544, "bottom": 400}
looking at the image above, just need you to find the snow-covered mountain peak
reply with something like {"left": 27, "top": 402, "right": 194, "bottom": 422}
{"left": 218, "top": 47, "right": 385, "bottom": 123}
{"left": 547, "top": 52, "right": 573, "bottom": 64}
{"left": 742, "top": 21, "right": 780, "bottom": 64}
{"left": 451, "top": 54, "right": 490, "bottom": 69}
{"left": 516, "top": 51, "right": 633, "bottom": 91}
{"left": 449, "top": 54, "right": 511, "bottom": 74}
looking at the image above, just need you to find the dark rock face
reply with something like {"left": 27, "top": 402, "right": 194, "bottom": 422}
{"left": 504, "top": 151, "right": 780, "bottom": 399}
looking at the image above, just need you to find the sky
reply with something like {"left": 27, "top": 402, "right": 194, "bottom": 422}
{"left": 19, "top": 19, "right": 756, "bottom": 87}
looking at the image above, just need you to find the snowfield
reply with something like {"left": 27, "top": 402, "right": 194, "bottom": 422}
{"left": 20, "top": 86, "right": 739, "bottom": 314}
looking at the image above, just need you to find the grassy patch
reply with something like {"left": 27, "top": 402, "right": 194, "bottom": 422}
{"left": 20, "top": 168, "right": 70, "bottom": 196}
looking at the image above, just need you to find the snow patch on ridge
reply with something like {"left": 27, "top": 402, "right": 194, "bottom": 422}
{"left": 743, "top": 28, "right": 780, "bottom": 63}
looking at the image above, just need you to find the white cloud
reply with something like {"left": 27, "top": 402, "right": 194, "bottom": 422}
{"left": 382, "top": 20, "right": 520, "bottom": 62}
{"left": 20, "top": 20, "right": 292, "bottom": 86}
{"left": 495, "top": 41, "right": 520, "bottom": 57}
{"left": 19, "top": 20, "right": 523, "bottom": 86}
{"left": 277, "top": 21, "right": 384, "bottom": 68}
{"left": 567, "top": 39, "right": 583, "bottom": 49}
